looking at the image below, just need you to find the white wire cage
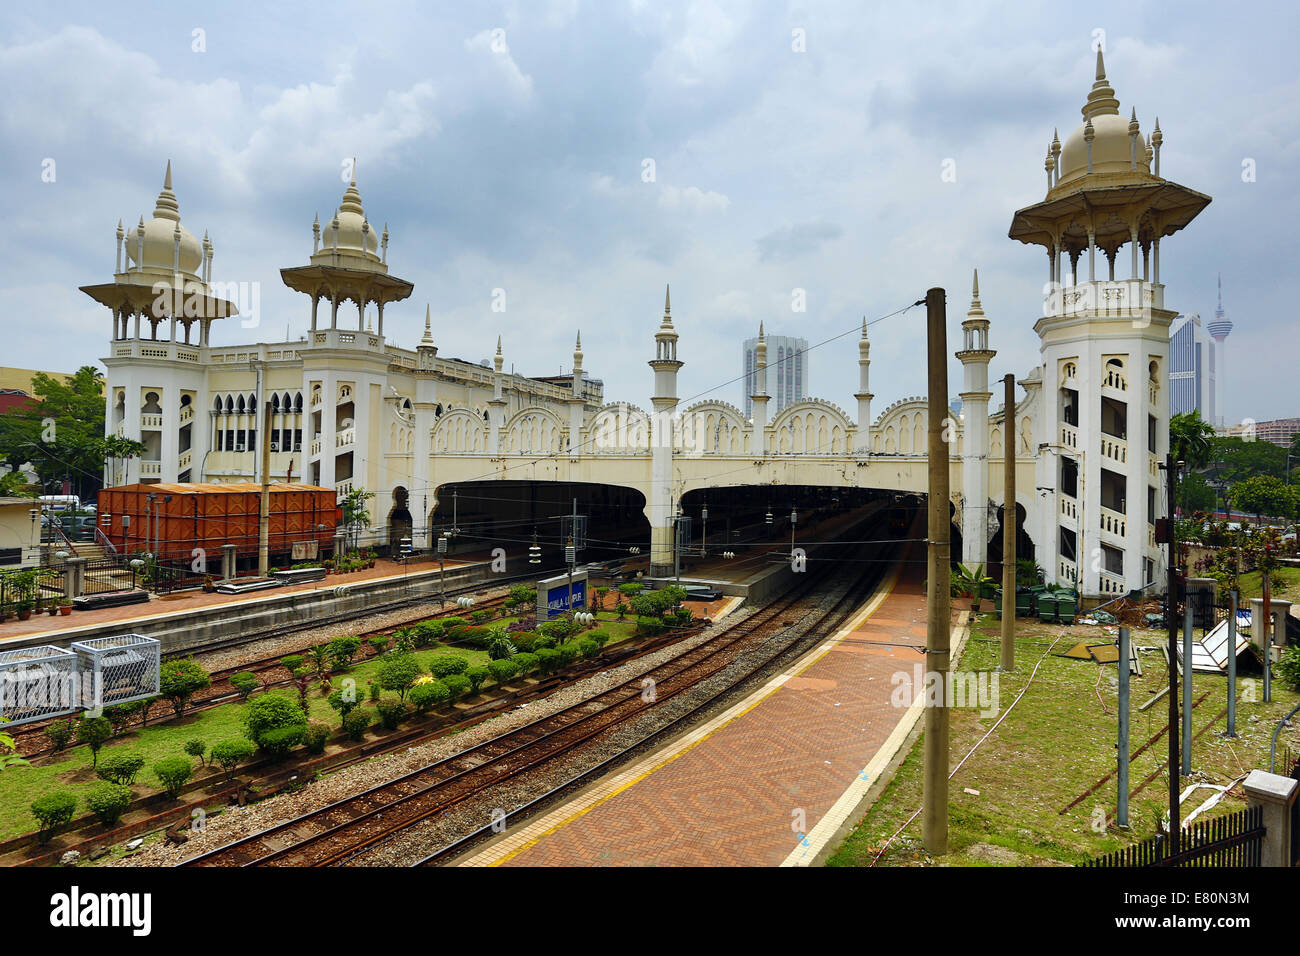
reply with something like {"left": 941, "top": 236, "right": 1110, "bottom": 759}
{"left": 0, "top": 645, "right": 80, "bottom": 729}
{"left": 71, "top": 634, "right": 161, "bottom": 711}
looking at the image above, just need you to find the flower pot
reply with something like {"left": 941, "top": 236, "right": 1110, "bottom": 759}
{"left": 59, "top": 606, "right": 73, "bottom": 616}
{"left": 17, "top": 611, "right": 31, "bottom": 621}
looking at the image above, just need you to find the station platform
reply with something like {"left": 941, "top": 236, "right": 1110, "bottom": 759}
{"left": 0, "top": 557, "right": 481, "bottom": 653}
{"left": 454, "top": 548, "right": 969, "bottom": 867}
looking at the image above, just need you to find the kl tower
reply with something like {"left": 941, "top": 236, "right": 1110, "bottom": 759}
{"left": 1206, "top": 274, "right": 1233, "bottom": 428}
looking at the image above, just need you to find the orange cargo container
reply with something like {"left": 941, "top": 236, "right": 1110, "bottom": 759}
{"left": 96, "top": 483, "right": 338, "bottom": 562}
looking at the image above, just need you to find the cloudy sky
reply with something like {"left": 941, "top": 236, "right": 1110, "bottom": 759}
{"left": 2, "top": 0, "right": 1296, "bottom": 425}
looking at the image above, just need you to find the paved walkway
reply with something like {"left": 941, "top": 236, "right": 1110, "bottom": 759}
{"left": 0, "top": 558, "right": 476, "bottom": 646}
{"left": 457, "top": 550, "right": 966, "bottom": 867}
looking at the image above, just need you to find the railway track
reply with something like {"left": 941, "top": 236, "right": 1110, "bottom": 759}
{"left": 179, "top": 510, "right": 904, "bottom": 868}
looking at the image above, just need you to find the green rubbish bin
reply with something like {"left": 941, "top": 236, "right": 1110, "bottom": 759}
{"left": 993, "top": 588, "right": 1003, "bottom": 619}
{"left": 1037, "top": 592, "right": 1059, "bottom": 623}
{"left": 1057, "top": 591, "right": 1078, "bottom": 624}
{"left": 1025, "top": 584, "right": 1047, "bottom": 618}
{"left": 1015, "top": 587, "right": 1034, "bottom": 618}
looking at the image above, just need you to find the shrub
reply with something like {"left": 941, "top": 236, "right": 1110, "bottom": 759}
{"left": 577, "top": 637, "right": 600, "bottom": 659}
{"left": 159, "top": 658, "right": 212, "bottom": 716}
{"left": 1277, "top": 645, "right": 1300, "bottom": 693}
{"left": 556, "top": 644, "right": 579, "bottom": 668}
{"left": 618, "top": 582, "right": 644, "bottom": 596}
{"left": 376, "top": 696, "right": 408, "bottom": 730}
{"left": 243, "top": 693, "right": 308, "bottom": 748}
{"left": 428, "top": 656, "right": 469, "bottom": 678}
{"left": 487, "top": 634, "right": 518, "bottom": 661}
{"left": 511, "top": 632, "right": 539, "bottom": 653}
{"left": 465, "top": 666, "right": 490, "bottom": 695}
{"left": 511, "top": 652, "right": 539, "bottom": 675}
{"left": 508, "top": 585, "right": 537, "bottom": 605}
{"left": 328, "top": 635, "right": 363, "bottom": 668}
{"left": 210, "top": 739, "right": 256, "bottom": 783}
{"left": 463, "top": 626, "right": 494, "bottom": 648}
{"left": 279, "top": 654, "right": 305, "bottom": 673}
{"left": 104, "top": 700, "right": 141, "bottom": 736}
{"left": 75, "top": 717, "right": 113, "bottom": 768}
{"left": 538, "top": 619, "right": 580, "bottom": 643}
{"left": 368, "top": 680, "right": 382, "bottom": 702}
{"left": 586, "top": 630, "right": 611, "bottom": 649}
{"left": 183, "top": 739, "right": 207, "bottom": 766}
{"left": 303, "top": 721, "right": 330, "bottom": 755}
{"left": 258, "top": 724, "right": 305, "bottom": 760}
{"left": 154, "top": 756, "right": 193, "bottom": 799}
{"left": 31, "top": 791, "right": 77, "bottom": 843}
{"left": 414, "top": 619, "right": 445, "bottom": 646}
{"left": 46, "top": 717, "right": 76, "bottom": 752}
{"left": 392, "top": 628, "right": 418, "bottom": 655}
{"left": 533, "top": 635, "right": 558, "bottom": 651}
{"left": 327, "top": 685, "right": 364, "bottom": 726}
{"left": 409, "top": 679, "right": 450, "bottom": 714}
{"left": 229, "top": 672, "right": 261, "bottom": 701}
{"left": 342, "top": 708, "right": 372, "bottom": 741}
{"left": 96, "top": 751, "right": 145, "bottom": 786}
{"left": 470, "top": 609, "right": 491, "bottom": 625}
{"left": 441, "top": 673, "right": 471, "bottom": 701}
{"left": 536, "top": 648, "right": 563, "bottom": 676}
{"left": 635, "top": 616, "right": 666, "bottom": 637}
{"left": 439, "top": 617, "right": 468, "bottom": 631}
{"left": 85, "top": 783, "right": 133, "bottom": 828}
{"left": 377, "top": 653, "right": 423, "bottom": 700}
{"left": 370, "top": 636, "right": 391, "bottom": 656}
{"left": 306, "top": 644, "right": 331, "bottom": 675}
{"left": 487, "top": 658, "right": 520, "bottom": 686}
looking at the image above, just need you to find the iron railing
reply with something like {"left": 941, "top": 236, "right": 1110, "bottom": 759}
{"left": 1087, "top": 806, "right": 1264, "bottom": 867}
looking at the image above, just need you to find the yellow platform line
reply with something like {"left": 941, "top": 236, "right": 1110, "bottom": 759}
{"left": 457, "top": 560, "right": 903, "bottom": 867}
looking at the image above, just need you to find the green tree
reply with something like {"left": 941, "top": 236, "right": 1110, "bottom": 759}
{"left": 376, "top": 653, "right": 422, "bottom": 701}
{"left": 1211, "top": 436, "right": 1289, "bottom": 484}
{"left": 1230, "top": 475, "right": 1296, "bottom": 524}
{"left": 1169, "top": 410, "right": 1215, "bottom": 471}
{"left": 1177, "top": 470, "right": 1218, "bottom": 512}
{"left": 74, "top": 717, "right": 113, "bottom": 768}
{"left": 339, "top": 486, "right": 376, "bottom": 551}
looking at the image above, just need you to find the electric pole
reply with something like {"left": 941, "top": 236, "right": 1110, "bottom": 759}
{"left": 1001, "top": 373, "right": 1016, "bottom": 672}
{"left": 923, "top": 287, "right": 951, "bottom": 856}
{"left": 1163, "top": 454, "right": 1181, "bottom": 852}
{"left": 258, "top": 398, "right": 272, "bottom": 577}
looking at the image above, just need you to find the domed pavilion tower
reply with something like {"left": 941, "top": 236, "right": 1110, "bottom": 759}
{"left": 280, "top": 165, "right": 414, "bottom": 490}
{"left": 1009, "top": 50, "right": 1211, "bottom": 597}
{"left": 82, "top": 162, "right": 237, "bottom": 484}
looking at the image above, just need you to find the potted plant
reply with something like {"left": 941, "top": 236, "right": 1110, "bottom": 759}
{"left": 202, "top": 575, "right": 216, "bottom": 593}
{"left": 59, "top": 599, "right": 73, "bottom": 616}
{"left": 46, "top": 598, "right": 59, "bottom": 616}
{"left": 16, "top": 600, "right": 33, "bottom": 621}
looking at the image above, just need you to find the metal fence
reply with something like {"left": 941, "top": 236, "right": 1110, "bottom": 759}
{"left": 70, "top": 635, "right": 161, "bottom": 711}
{"left": 82, "top": 557, "right": 139, "bottom": 595}
{"left": 1086, "top": 806, "right": 1264, "bottom": 867}
{"left": 0, "top": 646, "right": 80, "bottom": 728}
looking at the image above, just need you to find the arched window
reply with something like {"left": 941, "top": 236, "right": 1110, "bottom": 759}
{"left": 236, "top": 394, "right": 245, "bottom": 414}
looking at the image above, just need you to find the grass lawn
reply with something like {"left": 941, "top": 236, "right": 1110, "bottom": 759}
{"left": 827, "top": 613, "right": 1300, "bottom": 867}
{"left": 1236, "top": 566, "right": 1300, "bottom": 601}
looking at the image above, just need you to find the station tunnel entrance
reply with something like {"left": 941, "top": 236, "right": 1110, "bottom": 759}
{"left": 429, "top": 481, "right": 651, "bottom": 568}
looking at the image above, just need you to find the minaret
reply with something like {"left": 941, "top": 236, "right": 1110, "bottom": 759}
{"left": 1009, "top": 52, "right": 1210, "bottom": 596}
{"left": 854, "top": 318, "right": 874, "bottom": 453}
{"left": 954, "top": 270, "right": 997, "bottom": 568}
{"left": 648, "top": 285, "right": 683, "bottom": 577}
{"left": 568, "top": 331, "right": 585, "bottom": 453}
{"left": 410, "top": 304, "right": 439, "bottom": 546}
{"left": 750, "top": 322, "right": 770, "bottom": 455}
{"left": 488, "top": 335, "right": 507, "bottom": 457}
{"left": 1206, "top": 274, "right": 1233, "bottom": 428}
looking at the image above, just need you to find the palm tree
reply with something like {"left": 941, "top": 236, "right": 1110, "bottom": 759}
{"left": 1170, "top": 411, "right": 1215, "bottom": 472}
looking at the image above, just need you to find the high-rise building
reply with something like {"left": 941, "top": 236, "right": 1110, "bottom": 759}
{"left": 1168, "top": 276, "right": 1232, "bottom": 426}
{"left": 742, "top": 334, "right": 807, "bottom": 418}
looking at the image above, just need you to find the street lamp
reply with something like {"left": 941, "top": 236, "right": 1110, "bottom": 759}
{"left": 790, "top": 505, "right": 798, "bottom": 557}
{"left": 701, "top": 500, "right": 708, "bottom": 556}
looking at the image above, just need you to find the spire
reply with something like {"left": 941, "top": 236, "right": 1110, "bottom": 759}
{"left": 496, "top": 335, "right": 502, "bottom": 355}
{"left": 664, "top": 283, "right": 671, "bottom": 316}
{"left": 758, "top": 320, "right": 765, "bottom": 340}
{"left": 1082, "top": 48, "right": 1120, "bottom": 119}
{"left": 419, "top": 304, "right": 435, "bottom": 347}
{"left": 971, "top": 268, "right": 981, "bottom": 305}
{"left": 861, "top": 316, "right": 868, "bottom": 339}
{"left": 1217, "top": 274, "right": 1223, "bottom": 317}
{"left": 339, "top": 159, "right": 364, "bottom": 217}
{"left": 152, "top": 160, "right": 181, "bottom": 222}
{"left": 116, "top": 218, "right": 124, "bottom": 237}
{"left": 575, "top": 330, "right": 582, "bottom": 351}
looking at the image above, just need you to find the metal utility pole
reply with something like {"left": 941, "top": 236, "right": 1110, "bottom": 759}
{"left": 258, "top": 399, "right": 272, "bottom": 578}
{"left": 922, "top": 287, "right": 951, "bottom": 857}
{"left": 437, "top": 532, "right": 448, "bottom": 607}
{"left": 1226, "top": 588, "right": 1238, "bottom": 737}
{"left": 790, "top": 505, "right": 798, "bottom": 559}
{"left": 567, "top": 497, "right": 578, "bottom": 614}
{"left": 1117, "top": 625, "right": 1131, "bottom": 828}
{"left": 1182, "top": 594, "right": 1193, "bottom": 773}
{"left": 1001, "top": 373, "right": 1016, "bottom": 672}
{"left": 1262, "top": 564, "right": 1273, "bottom": 703}
{"left": 1162, "top": 455, "right": 1181, "bottom": 852}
